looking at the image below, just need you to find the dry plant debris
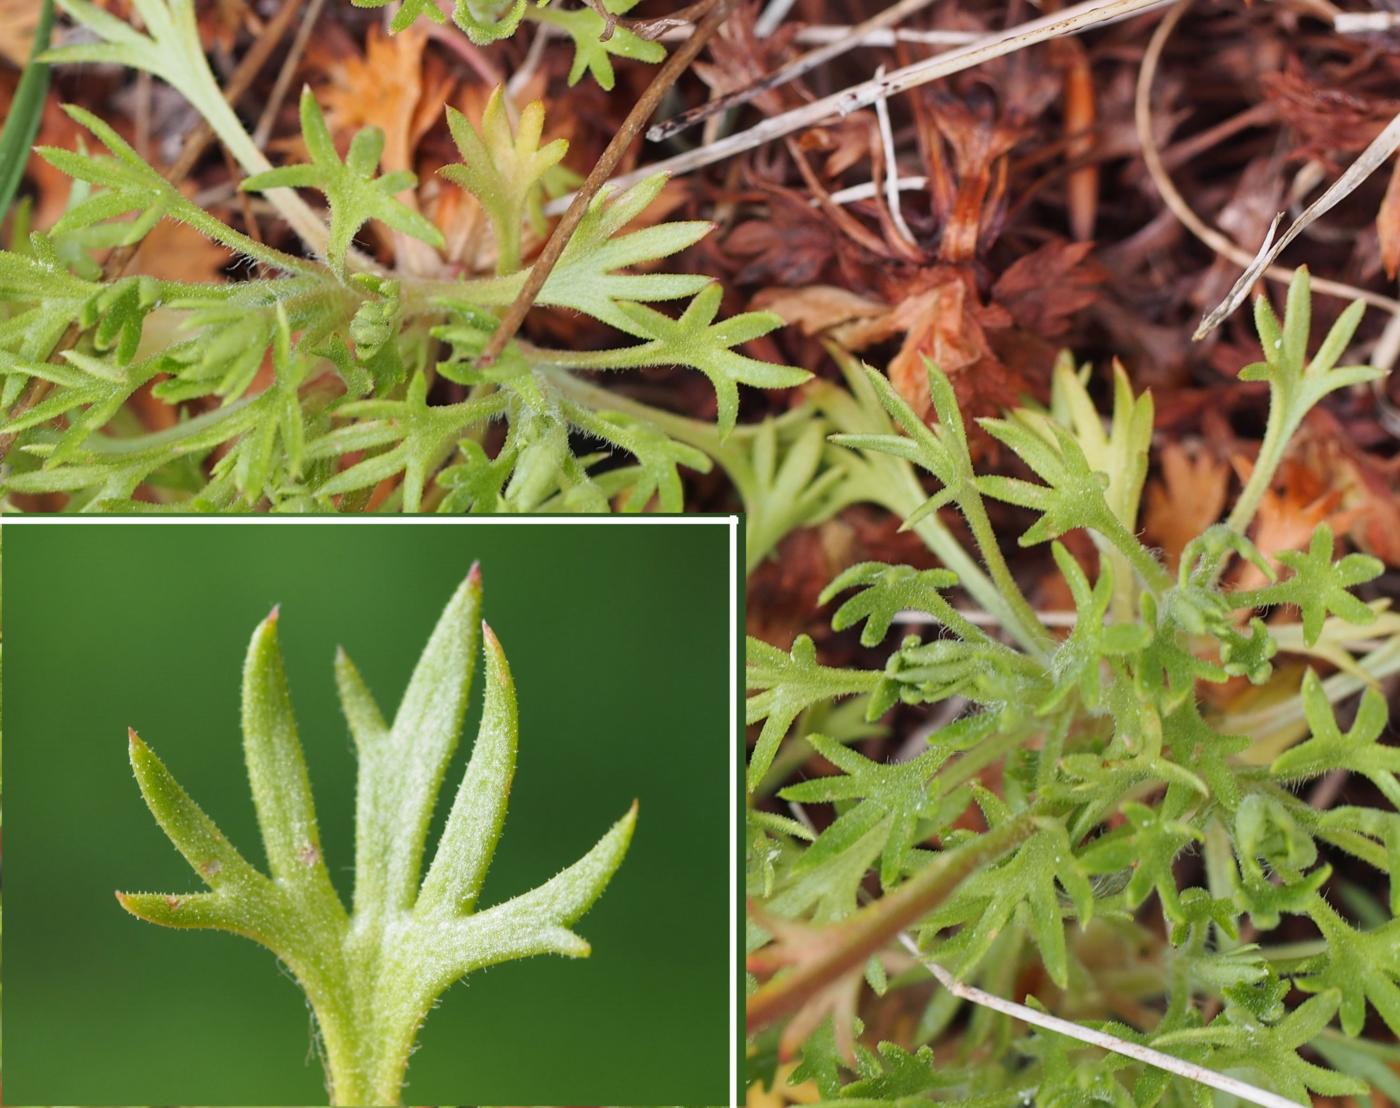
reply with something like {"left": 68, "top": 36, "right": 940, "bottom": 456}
{"left": 2, "top": 0, "right": 1400, "bottom": 1101}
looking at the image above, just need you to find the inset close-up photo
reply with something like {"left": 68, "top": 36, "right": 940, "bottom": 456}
{"left": 3, "top": 518, "right": 736, "bottom": 1105}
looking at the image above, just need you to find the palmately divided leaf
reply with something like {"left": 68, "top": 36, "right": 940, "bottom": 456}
{"left": 526, "top": 0, "right": 665, "bottom": 89}
{"left": 922, "top": 809, "right": 1092, "bottom": 990}
{"left": 1040, "top": 543, "right": 1150, "bottom": 714}
{"left": 310, "top": 372, "right": 508, "bottom": 511}
{"left": 118, "top": 569, "right": 635, "bottom": 1105}
{"left": 1155, "top": 990, "right": 1368, "bottom": 1103}
{"left": 819, "top": 561, "right": 970, "bottom": 647}
{"left": 746, "top": 635, "right": 882, "bottom": 793}
{"left": 605, "top": 286, "right": 807, "bottom": 438}
{"left": 560, "top": 403, "right": 712, "bottom": 512}
{"left": 440, "top": 90, "right": 568, "bottom": 275}
{"left": 1232, "top": 524, "right": 1383, "bottom": 647}
{"left": 242, "top": 88, "right": 444, "bottom": 277}
{"left": 779, "top": 727, "right": 978, "bottom": 890}
{"left": 1271, "top": 672, "right": 1399, "bottom": 809}
{"left": 1241, "top": 269, "right": 1384, "bottom": 439}
{"left": 1298, "top": 894, "right": 1400, "bottom": 1037}
{"left": 532, "top": 174, "right": 714, "bottom": 331}
{"left": 838, "top": 1041, "right": 946, "bottom": 1099}
{"left": 1079, "top": 794, "right": 1204, "bottom": 927}
{"left": 975, "top": 416, "right": 1116, "bottom": 546}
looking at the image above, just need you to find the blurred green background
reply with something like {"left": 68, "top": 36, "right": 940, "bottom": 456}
{"left": 4, "top": 520, "right": 733, "bottom": 1105}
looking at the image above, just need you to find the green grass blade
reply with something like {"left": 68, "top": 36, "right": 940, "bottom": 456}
{"left": 0, "top": 0, "right": 55, "bottom": 223}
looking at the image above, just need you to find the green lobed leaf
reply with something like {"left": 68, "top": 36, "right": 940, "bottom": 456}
{"left": 439, "top": 90, "right": 569, "bottom": 275}
{"left": 242, "top": 88, "right": 444, "bottom": 277}
{"left": 416, "top": 618, "right": 516, "bottom": 916}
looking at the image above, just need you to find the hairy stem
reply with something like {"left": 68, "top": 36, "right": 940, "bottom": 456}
{"left": 956, "top": 491, "right": 1057, "bottom": 658}
{"left": 746, "top": 806, "right": 1042, "bottom": 1034}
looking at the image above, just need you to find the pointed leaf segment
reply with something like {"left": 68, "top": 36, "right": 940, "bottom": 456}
{"left": 118, "top": 567, "right": 634, "bottom": 1105}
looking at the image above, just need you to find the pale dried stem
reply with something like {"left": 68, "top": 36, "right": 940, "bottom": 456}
{"left": 657, "top": 23, "right": 981, "bottom": 46}
{"left": 873, "top": 66, "right": 917, "bottom": 248}
{"left": 893, "top": 932, "right": 1300, "bottom": 1108}
{"left": 647, "top": 0, "right": 945, "bottom": 142}
{"left": 1134, "top": 0, "right": 1400, "bottom": 331}
{"left": 754, "top": 0, "right": 798, "bottom": 37}
{"left": 253, "top": 0, "right": 327, "bottom": 148}
{"left": 547, "top": 0, "right": 1174, "bottom": 214}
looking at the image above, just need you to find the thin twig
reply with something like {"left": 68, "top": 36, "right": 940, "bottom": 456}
{"left": 476, "top": 0, "right": 731, "bottom": 366}
{"left": 898, "top": 608, "right": 1080, "bottom": 628}
{"left": 548, "top": 0, "right": 1173, "bottom": 214}
{"left": 825, "top": 174, "right": 928, "bottom": 205}
{"left": 893, "top": 932, "right": 1299, "bottom": 1108}
{"left": 754, "top": 0, "right": 798, "bottom": 37}
{"left": 1133, "top": 0, "right": 1400, "bottom": 328}
{"left": 167, "top": 0, "right": 307, "bottom": 184}
{"left": 253, "top": 0, "right": 327, "bottom": 148}
{"left": 660, "top": 23, "right": 980, "bottom": 45}
{"left": 1333, "top": 10, "right": 1400, "bottom": 32}
{"left": 647, "top": 0, "right": 944, "bottom": 142}
{"left": 873, "top": 66, "right": 917, "bottom": 247}
{"left": 1194, "top": 103, "right": 1400, "bottom": 336}
{"left": 657, "top": 24, "right": 982, "bottom": 45}
{"left": 624, "top": 0, "right": 713, "bottom": 39}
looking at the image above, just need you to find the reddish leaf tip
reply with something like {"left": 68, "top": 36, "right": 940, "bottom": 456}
{"left": 468, "top": 560, "right": 482, "bottom": 586}
{"left": 266, "top": 603, "right": 281, "bottom": 624}
{"left": 481, "top": 620, "right": 498, "bottom": 649}
{"left": 127, "top": 726, "right": 140, "bottom": 746}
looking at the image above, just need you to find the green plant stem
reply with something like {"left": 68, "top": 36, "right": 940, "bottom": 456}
{"left": 1097, "top": 510, "right": 1173, "bottom": 594}
{"left": 746, "top": 806, "right": 1043, "bottom": 1035}
{"left": 954, "top": 490, "right": 1057, "bottom": 656}
{"left": 1222, "top": 394, "right": 1293, "bottom": 547}
{"left": 932, "top": 725, "right": 1033, "bottom": 799}
{"left": 820, "top": 350, "right": 1055, "bottom": 660}
{"left": 140, "top": 19, "right": 339, "bottom": 264}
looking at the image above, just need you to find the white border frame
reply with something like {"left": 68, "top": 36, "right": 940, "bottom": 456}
{"left": 2, "top": 514, "right": 742, "bottom": 1106}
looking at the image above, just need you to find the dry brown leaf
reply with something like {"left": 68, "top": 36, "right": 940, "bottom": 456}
{"left": 1052, "top": 36, "right": 1098, "bottom": 242}
{"left": 991, "top": 238, "right": 1104, "bottom": 337}
{"left": 1378, "top": 154, "right": 1400, "bottom": 280}
{"left": 315, "top": 26, "right": 428, "bottom": 175}
{"left": 0, "top": 0, "right": 39, "bottom": 67}
{"left": 725, "top": 188, "right": 842, "bottom": 287}
{"left": 830, "top": 267, "right": 1025, "bottom": 421}
{"left": 1262, "top": 65, "right": 1400, "bottom": 163}
{"left": 751, "top": 285, "right": 885, "bottom": 336}
{"left": 927, "top": 96, "right": 1021, "bottom": 263}
{"left": 1143, "top": 441, "right": 1230, "bottom": 570}
{"left": 1293, "top": 415, "right": 1400, "bottom": 566}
